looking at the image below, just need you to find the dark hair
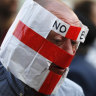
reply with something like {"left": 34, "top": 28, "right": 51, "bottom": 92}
{"left": 75, "top": 1, "right": 93, "bottom": 19}
{"left": 74, "top": 1, "right": 96, "bottom": 46}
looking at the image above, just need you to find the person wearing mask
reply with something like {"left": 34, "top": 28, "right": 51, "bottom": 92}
{"left": 0, "top": 0, "right": 88, "bottom": 96}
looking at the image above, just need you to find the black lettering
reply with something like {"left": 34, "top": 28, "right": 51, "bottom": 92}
{"left": 60, "top": 25, "right": 66, "bottom": 33}
{"left": 53, "top": 20, "right": 61, "bottom": 30}
{"left": 80, "top": 31, "right": 85, "bottom": 39}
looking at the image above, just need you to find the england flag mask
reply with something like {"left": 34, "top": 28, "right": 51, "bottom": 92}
{"left": 0, "top": 0, "right": 89, "bottom": 95}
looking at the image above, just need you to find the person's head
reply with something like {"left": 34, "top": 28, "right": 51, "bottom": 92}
{"left": 0, "top": 0, "right": 18, "bottom": 17}
{"left": 34, "top": 0, "right": 81, "bottom": 55}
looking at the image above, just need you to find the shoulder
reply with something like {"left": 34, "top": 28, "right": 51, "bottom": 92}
{"left": 0, "top": 62, "right": 24, "bottom": 96}
{"left": 52, "top": 78, "right": 84, "bottom": 96}
{"left": 63, "top": 78, "right": 84, "bottom": 94}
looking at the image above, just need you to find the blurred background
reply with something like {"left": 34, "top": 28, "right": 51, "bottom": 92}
{"left": 0, "top": 0, "right": 96, "bottom": 96}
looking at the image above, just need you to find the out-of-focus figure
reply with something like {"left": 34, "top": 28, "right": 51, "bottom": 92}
{"left": 0, "top": 0, "right": 18, "bottom": 46}
{"left": 68, "top": 1, "right": 96, "bottom": 96}
{"left": 85, "top": 1, "right": 96, "bottom": 69}
{"left": 89, "top": 2, "right": 96, "bottom": 26}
